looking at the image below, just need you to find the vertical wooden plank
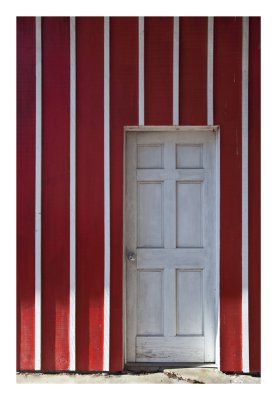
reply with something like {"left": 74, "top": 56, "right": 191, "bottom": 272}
{"left": 242, "top": 17, "right": 249, "bottom": 373}
{"left": 145, "top": 17, "right": 173, "bottom": 125}
{"left": 173, "top": 17, "right": 179, "bottom": 125}
{"left": 110, "top": 17, "right": 138, "bottom": 371}
{"left": 35, "top": 16, "right": 42, "bottom": 371}
{"left": 17, "top": 16, "right": 36, "bottom": 371}
{"left": 207, "top": 17, "right": 214, "bottom": 125}
{"left": 104, "top": 16, "right": 110, "bottom": 372}
{"left": 125, "top": 133, "right": 138, "bottom": 362}
{"left": 75, "top": 17, "right": 104, "bottom": 372}
{"left": 248, "top": 16, "right": 261, "bottom": 373}
{"left": 214, "top": 17, "right": 243, "bottom": 372}
{"left": 139, "top": 17, "right": 144, "bottom": 126}
{"left": 41, "top": 17, "right": 70, "bottom": 371}
{"left": 69, "top": 16, "right": 76, "bottom": 371}
{"left": 179, "top": 17, "right": 207, "bottom": 125}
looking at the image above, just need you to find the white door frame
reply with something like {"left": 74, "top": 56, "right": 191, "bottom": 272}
{"left": 123, "top": 125, "right": 220, "bottom": 368}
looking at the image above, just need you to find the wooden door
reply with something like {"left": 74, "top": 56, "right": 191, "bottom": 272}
{"left": 125, "top": 128, "right": 217, "bottom": 363}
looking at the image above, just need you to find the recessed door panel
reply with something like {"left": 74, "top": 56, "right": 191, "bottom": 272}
{"left": 176, "top": 269, "right": 203, "bottom": 335}
{"left": 176, "top": 182, "right": 203, "bottom": 248}
{"left": 137, "top": 182, "right": 163, "bottom": 248}
{"left": 137, "top": 270, "right": 164, "bottom": 335}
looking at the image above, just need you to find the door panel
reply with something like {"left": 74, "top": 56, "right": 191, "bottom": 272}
{"left": 137, "top": 182, "right": 164, "bottom": 248}
{"left": 125, "top": 128, "right": 217, "bottom": 363}
{"left": 176, "top": 182, "right": 203, "bottom": 247}
{"left": 137, "top": 269, "right": 164, "bottom": 335}
{"left": 176, "top": 269, "right": 203, "bottom": 335}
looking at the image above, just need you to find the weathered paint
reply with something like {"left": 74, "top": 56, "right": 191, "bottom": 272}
{"left": 35, "top": 16, "right": 42, "bottom": 371}
{"left": 16, "top": 16, "right": 261, "bottom": 373}
{"left": 110, "top": 16, "right": 138, "bottom": 371}
{"left": 41, "top": 17, "right": 70, "bottom": 371}
{"left": 248, "top": 16, "right": 261, "bottom": 373}
{"left": 17, "top": 16, "right": 36, "bottom": 371}
{"left": 214, "top": 16, "right": 243, "bottom": 372}
{"left": 145, "top": 17, "right": 173, "bottom": 125}
{"left": 75, "top": 17, "right": 104, "bottom": 371}
{"left": 179, "top": 17, "right": 207, "bottom": 125}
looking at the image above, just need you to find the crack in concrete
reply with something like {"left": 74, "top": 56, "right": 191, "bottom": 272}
{"left": 164, "top": 370, "right": 204, "bottom": 384}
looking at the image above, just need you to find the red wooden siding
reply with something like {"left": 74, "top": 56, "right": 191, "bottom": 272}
{"left": 41, "top": 17, "right": 70, "bottom": 371}
{"left": 16, "top": 16, "right": 261, "bottom": 373}
{"left": 145, "top": 17, "right": 173, "bottom": 125}
{"left": 110, "top": 17, "right": 138, "bottom": 371}
{"left": 179, "top": 17, "right": 207, "bottom": 125}
{"left": 75, "top": 17, "right": 105, "bottom": 372}
{"left": 248, "top": 17, "right": 261, "bottom": 373}
{"left": 214, "top": 17, "right": 243, "bottom": 371}
{"left": 17, "top": 17, "right": 36, "bottom": 370}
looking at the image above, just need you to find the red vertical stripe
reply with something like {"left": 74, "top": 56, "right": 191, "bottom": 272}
{"left": 248, "top": 17, "right": 261, "bottom": 373}
{"left": 214, "top": 17, "right": 243, "bottom": 371}
{"left": 17, "top": 17, "right": 36, "bottom": 371}
{"left": 41, "top": 17, "right": 70, "bottom": 371}
{"left": 110, "top": 17, "right": 138, "bottom": 371}
{"left": 145, "top": 17, "right": 173, "bottom": 125}
{"left": 76, "top": 17, "right": 104, "bottom": 371}
{"left": 179, "top": 17, "right": 207, "bottom": 125}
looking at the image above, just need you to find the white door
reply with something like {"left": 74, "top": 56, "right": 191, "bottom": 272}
{"left": 125, "top": 127, "right": 218, "bottom": 363}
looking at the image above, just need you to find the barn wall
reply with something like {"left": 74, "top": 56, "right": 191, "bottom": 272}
{"left": 16, "top": 16, "right": 261, "bottom": 373}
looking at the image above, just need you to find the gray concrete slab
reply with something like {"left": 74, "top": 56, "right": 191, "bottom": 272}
{"left": 163, "top": 368, "right": 260, "bottom": 384}
{"left": 16, "top": 368, "right": 261, "bottom": 384}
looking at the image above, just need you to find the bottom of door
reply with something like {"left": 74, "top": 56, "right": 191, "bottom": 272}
{"left": 125, "top": 362, "right": 217, "bottom": 372}
{"left": 136, "top": 336, "right": 205, "bottom": 362}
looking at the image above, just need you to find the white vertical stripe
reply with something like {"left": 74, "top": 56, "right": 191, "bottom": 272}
{"left": 173, "top": 17, "right": 179, "bottom": 125}
{"left": 35, "top": 16, "right": 42, "bottom": 371}
{"left": 242, "top": 16, "right": 249, "bottom": 373}
{"left": 139, "top": 17, "right": 144, "bottom": 125}
{"left": 69, "top": 16, "right": 76, "bottom": 371}
{"left": 104, "top": 16, "right": 110, "bottom": 372}
{"left": 215, "top": 128, "right": 221, "bottom": 369}
{"left": 207, "top": 17, "right": 214, "bottom": 125}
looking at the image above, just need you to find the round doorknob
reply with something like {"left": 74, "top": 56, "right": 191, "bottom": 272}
{"left": 127, "top": 252, "right": 136, "bottom": 262}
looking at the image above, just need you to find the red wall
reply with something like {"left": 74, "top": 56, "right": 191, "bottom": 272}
{"left": 17, "top": 17, "right": 36, "bottom": 370}
{"left": 76, "top": 16, "right": 104, "bottom": 372}
{"left": 17, "top": 16, "right": 261, "bottom": 373}
{"left": 248, "top": 17, "right": 261, "bottom": 373}
{"left": 214, "top": 17, "right": 243, "bottom": 372}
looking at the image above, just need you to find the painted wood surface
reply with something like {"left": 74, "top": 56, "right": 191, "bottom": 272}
{"left": 125, "top": 129, "right": 217, "bottom": 363}
{"left": 179, "top": 17, "right": 207, "bottom": 125}
{"left": 145, "top": 17, "right": 173, "bottom": 125}
{"left": 214, "top": 17, "right": 243, "bottom": 372}
{"left": 17, "top": 16, "right": 36, "bottom": 370}
{"left": 75, "top": 17, "right": 104, "bottom": 371}
{"left": 16, "top": 17, "right": 261, "bottom": 373}
{"left": 41, "top": 17, "right": 70, "bottom": 371}
{"left": 110, "top": 17, "right": 138, "bottom": 371}
{"left": 248, "top": 17, "right": 261, "bottom": 373}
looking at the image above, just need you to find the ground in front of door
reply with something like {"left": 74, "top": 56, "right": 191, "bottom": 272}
{"left": 17, "top": 368, "right": 260, "bottom": 384}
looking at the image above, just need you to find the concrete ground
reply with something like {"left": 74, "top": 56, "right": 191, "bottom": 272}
{"left": 17, "top": 368, "right": 260, "bottom": 384}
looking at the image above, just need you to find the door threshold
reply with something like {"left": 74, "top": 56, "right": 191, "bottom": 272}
{"left": 125, "top": 362, "right": 217, "bottom": 373}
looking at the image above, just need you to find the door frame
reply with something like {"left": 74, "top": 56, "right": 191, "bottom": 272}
{"left": 122, "top": 125, "right": 220, "bottom": 369}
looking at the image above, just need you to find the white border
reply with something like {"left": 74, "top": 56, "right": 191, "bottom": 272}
{"left": 69, "top": 16, "right": 76, "bottom": 371}
{"left": 215, "top": 127, "right": 220, "bottom": 369}
{"left": 104, "top": 16, "right": 110, "bottom": 372}
{"left": 242, "top": 16, "right": 250, "bottom": 373}
{"left": 35, "top": 16, "right": 42, "bottom": 372}
{"left": 139, "top": 17, "right": 144, "bottom": 126}
{"left": 207, "top": 17, "right": 214, "bottom": 125}
{"left": 173, "top": 17, "right": 179, "bottom": 125}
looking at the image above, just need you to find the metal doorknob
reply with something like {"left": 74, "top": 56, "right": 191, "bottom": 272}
{"left": 127, "top": 252, "right": 136, "bottom": 262}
